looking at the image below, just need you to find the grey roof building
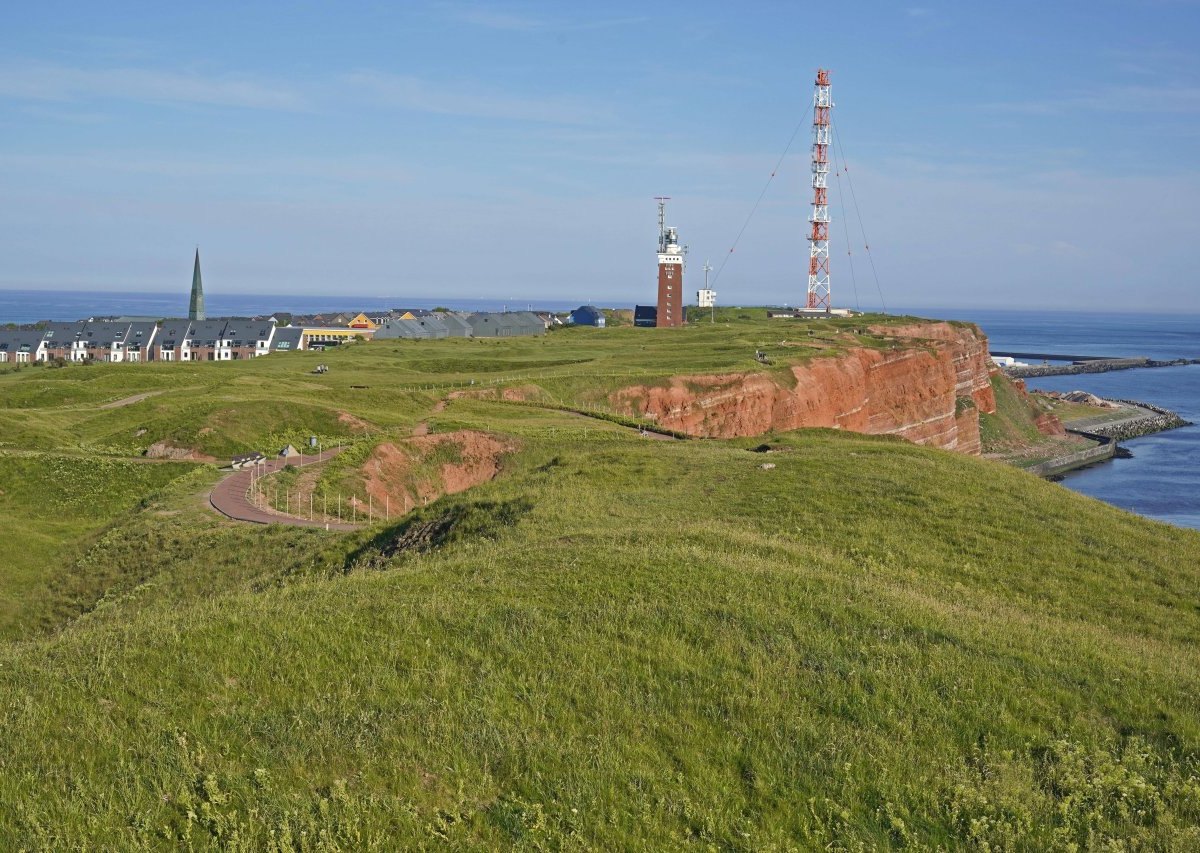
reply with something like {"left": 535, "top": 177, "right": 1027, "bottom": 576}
{"left": 412, "top": 315, "right": 449, "bottom": 338}
{"left": 223, "top": 319, "right": 276, "bottom": 352}
{"left": 41, "top": 322, "right": 86, "bottom": 354}
{"left": 79, "top": 321, "right": 133, "bottom": 360}
{"left": 375, "top": 318, "right": 434, "bottom": 340}
{"left": 466, "top": 313, "right": 513, "bottom": 337}
{"left": 0, "top": 330, "right": 47, "bottom": 361}
{"left": 189, "top": 320, "right": 229, "bottom": 349}
{"left": 467, "top": 312, "right": 546, "bottom": 338}
{"left": 123, "top": 321, "right": 159, "bottom": 360}
{"left": 270, "top": 327, "right": 305, "bottom": 352}
{"left": 435, "top": 312, "right": 472, "bottom": 337}
{"left": 509, "top": 311, "right": 547, "bottom": 335}
{"left": 157, "top": 319, "right": 194, "bottom": 352}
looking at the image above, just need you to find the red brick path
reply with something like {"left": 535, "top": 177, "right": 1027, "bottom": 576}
{"left": 208, "top": 449, "right": 362, "bottom": 531}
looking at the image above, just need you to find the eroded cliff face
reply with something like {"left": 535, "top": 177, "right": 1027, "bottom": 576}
{"left": 612, "top": 321, "right": 997, "bottom": 454}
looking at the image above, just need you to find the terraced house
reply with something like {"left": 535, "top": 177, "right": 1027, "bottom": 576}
{"left": 0, "top": 331, "right": 45, "bottom": 363}
{"left": 19, "top": 320, "right": 160, "bottom": 363}
{"left": 156, "top": 319, "right": 193, "bottom": 362}
{"left": 1, "top": 318, "right": 290, "bottom": 365}
{"left": 1, "top": 309, "right": 546, "bottom": 366}
{"left": 39, "top": 322, "right": 87, "bottom": 361}
{"left": 221, "top": 319, "right": 277, "bottom": 359}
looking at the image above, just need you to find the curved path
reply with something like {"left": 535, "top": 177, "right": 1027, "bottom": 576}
{"left": 209, "top": 449, "right": 361, "bottom": 531}
{"left": 99, "top": 390, "right": 163, "bottom": 409}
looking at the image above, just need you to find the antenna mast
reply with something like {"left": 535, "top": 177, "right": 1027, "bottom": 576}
{"left": 655, "top": 196, "right": 670, "bottom": 252}
{"left": 807, "top": 69, "right": 832, "bottom": 311}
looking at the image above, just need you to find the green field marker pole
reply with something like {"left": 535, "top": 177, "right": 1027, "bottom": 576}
{"left": 309, "top": 493, "right": 313, "bottom": 520}
{"left": 338, "top": 494, "right": 342, "bottom": 520}
{"left": 369, "top": 493, "right": 373, "bottom": 519}
{"left": 324, "top": 493, "right": 327, "bottom": 520}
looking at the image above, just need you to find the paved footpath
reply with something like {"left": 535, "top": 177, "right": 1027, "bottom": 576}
{"left": 208, "top": 448, "right": 361, "bottom": 531}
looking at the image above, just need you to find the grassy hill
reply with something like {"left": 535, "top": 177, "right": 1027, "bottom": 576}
{"left": 1, "top": 314, "right": 1198, "bottom": 849}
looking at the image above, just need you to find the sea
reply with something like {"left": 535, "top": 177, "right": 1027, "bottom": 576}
{"left": 921, "top": 308, "right": 1200, "bottom": 531}
{"left": 3, "top": 291, "right": 1198, "bottom": 530}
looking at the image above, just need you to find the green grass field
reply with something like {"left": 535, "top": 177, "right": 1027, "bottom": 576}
{"left": 1, "top": 313, "right": 1198, "bottom": 849}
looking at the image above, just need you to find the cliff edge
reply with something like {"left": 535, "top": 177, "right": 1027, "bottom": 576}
{"left": 612, "top": 320, "right": 997, "bottom": 454}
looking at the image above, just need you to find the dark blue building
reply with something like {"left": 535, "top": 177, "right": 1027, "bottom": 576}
{"left": 569, "top": 305, "right": 606, "bottom": 327}
{"left": 633, "top": 305, "right": 658, "bottom": 328}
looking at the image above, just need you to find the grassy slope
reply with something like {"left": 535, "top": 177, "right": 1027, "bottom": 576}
{"left": 0, "top": 453, "right": 197, "bottom": 639}
{"left": 979, "top": 374, "right": 1101, "bottom": 469}
{"left": 0, "top": 316, "right": 1198, "bottom": 848}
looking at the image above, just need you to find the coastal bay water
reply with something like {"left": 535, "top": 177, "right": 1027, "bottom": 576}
{"left": 929, "top": 308, "right": 1200, "bottom": 530}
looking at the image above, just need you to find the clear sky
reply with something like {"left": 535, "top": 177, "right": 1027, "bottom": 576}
{"left": 1, "top": 1, "right": 1198, "bottom": 310}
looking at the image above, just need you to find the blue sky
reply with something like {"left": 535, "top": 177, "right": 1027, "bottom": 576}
{"left": 1, "top": 1, "right": 1198, "bottom": 310}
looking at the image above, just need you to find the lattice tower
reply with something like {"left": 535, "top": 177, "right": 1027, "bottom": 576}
{"left": 807, "top": 69, "right": 832, "bottom": 310}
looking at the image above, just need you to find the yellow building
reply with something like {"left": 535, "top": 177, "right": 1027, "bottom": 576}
{"left": 301, "top": 326, "right": 374, "bottom": 347}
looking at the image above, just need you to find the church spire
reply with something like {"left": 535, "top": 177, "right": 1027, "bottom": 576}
{"left": 189, "top": 247, "right": 206, "bottom": 322}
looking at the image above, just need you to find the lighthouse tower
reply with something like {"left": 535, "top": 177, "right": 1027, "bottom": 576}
{"left": 655, "top": 197, "right": 685, "bottom": 327}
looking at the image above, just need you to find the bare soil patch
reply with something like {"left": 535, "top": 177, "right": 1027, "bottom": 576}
{"left": 146, "top": 441, "right": 216, "bottom": 462}
{"left": 360, "top": 430, "right": 516, "bottom": 516}
{"left": 337, "top": 411, "right": 374, "bottom": 432}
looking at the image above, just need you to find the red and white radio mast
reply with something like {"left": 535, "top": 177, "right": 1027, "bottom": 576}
{"left": 807, "top": 69, "right": 832, "bottom": 311}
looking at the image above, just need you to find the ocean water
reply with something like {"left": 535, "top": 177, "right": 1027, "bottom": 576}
{"left": 0, "top": 289, "right": 581, "bottom": 325}
{"left": 920, "top": 308, "right": 1200, "bottom": 530}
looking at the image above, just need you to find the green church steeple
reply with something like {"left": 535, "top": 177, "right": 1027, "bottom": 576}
{"left": 189, "top": 248, "right": 205, "bottom": 322}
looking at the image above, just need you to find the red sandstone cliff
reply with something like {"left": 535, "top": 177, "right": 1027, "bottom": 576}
{"left": 612, "top": 321, "right": 997, "bottom": 455}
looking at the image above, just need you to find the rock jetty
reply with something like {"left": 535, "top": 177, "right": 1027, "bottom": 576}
{"left": 1006, "top": 357, "right": 1200, "bottom": 379}
{"left": 1082, "top": 400, "right": 1191, "bottom": 441}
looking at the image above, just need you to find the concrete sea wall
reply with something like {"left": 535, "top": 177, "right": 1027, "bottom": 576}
{"left": 1026, "top": 431, "right": 1116, "bottom": 478}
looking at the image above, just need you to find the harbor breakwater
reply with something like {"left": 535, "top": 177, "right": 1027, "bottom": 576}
{"left": 1080, "top": 400, "right": 1192, "bottom": 441}
{"left": 1028, "top": 399, "right": 1190, "bottom": 479}
{"left": 1005, "top": 357, "right": 1200, "bottom": 379}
